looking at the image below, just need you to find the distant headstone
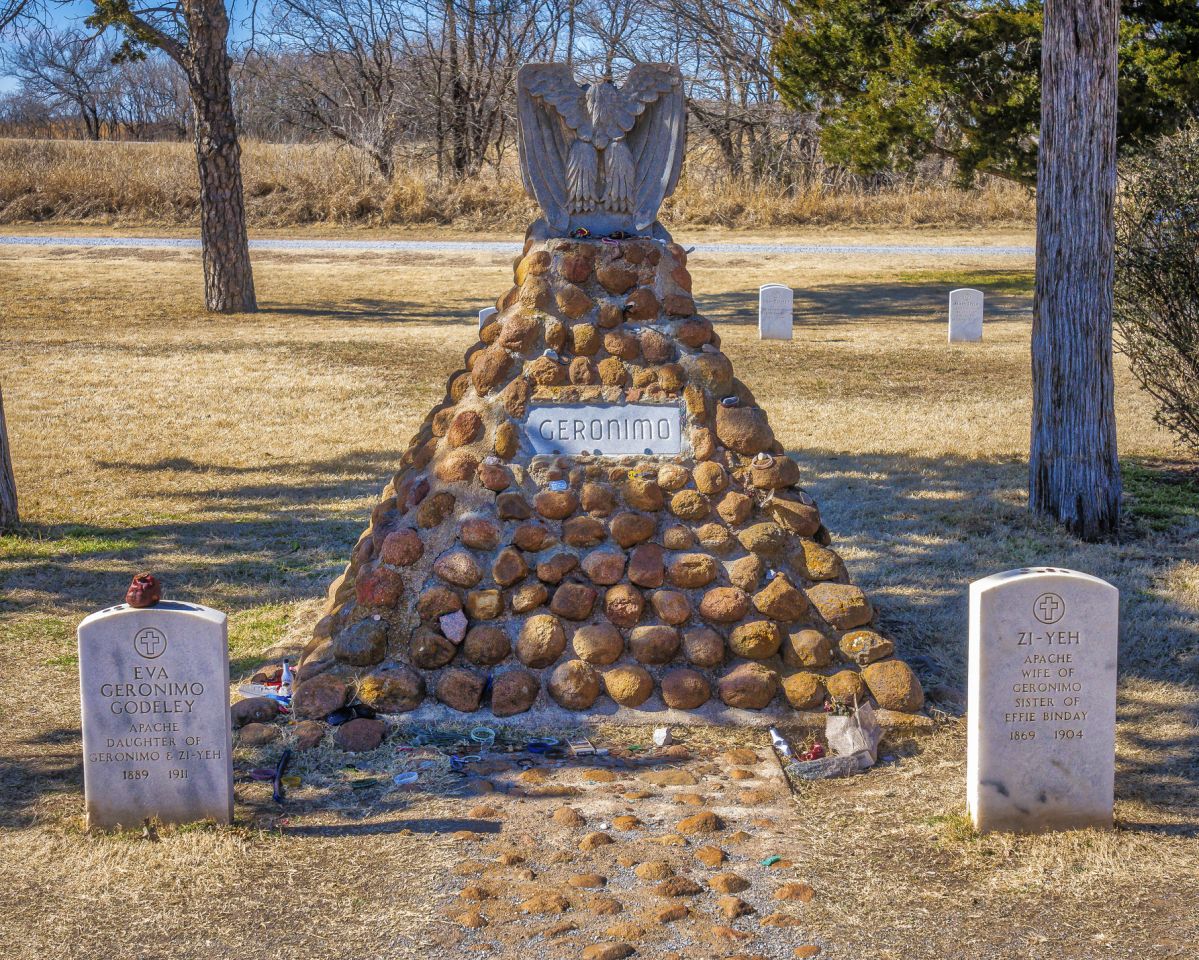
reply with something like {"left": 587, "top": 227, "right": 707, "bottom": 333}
{"left": 479, "top": 306, "right": 498, "bottom": 330}
{"left": 967, "top": 568, "right": 1118, "bottom": 833}
{"left": 78, "top": 601, "right": 233, "bottom": 830}
{"left": 948, "top": 288, "right": 984, "bottom": 342}
{"left": 758, "top": 284, "right": 793, "bottom": 340}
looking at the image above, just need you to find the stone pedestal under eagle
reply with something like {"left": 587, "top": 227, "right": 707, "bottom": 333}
{"left": 517, "top": 63, "right": 685, "bottom": 242}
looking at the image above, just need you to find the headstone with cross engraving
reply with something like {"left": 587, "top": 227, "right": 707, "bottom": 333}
{"left": 948, "top": 288, "right": 984, "bottom": 342}
{"left": 77, "top": 601, "right": 233, "bottom": 830}
{"left": 967, "top": 568, "right": 1118, "bottom": 833}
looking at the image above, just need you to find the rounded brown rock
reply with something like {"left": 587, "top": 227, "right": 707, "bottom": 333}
{"left": 752, "top": 574, "right": 809, "bottom": 622}
{"left": 824, "top": 669, "right": 868, "bottom": 705}
{"left": 604, "top": 583, "right": 645, "bottom": 628}
{"left": 718, "top": 662, "right": 779, "bottom": 709}
{"left": 662, "top": 524, "right": 695, "bottom": 550}
{"left": 699, "top": 587, "right": 750, "bottom": 623}
{"left": 537, "top": 552, "right": 579, "bottom": 583}
{"left": 597, "top": 357, "right": 627, "bottom": 386}
{"left": 581, "top": 482, "right": 616, "bottom": 515}
{"left": 463, "top": 625, "right": 512, "bottom": 666}
{"left": 563, "top": 515, "right": 607, "bottom": 547}
{"left": 807, "top": 583, "right": 873, "bottom": 630}
{"left": 839, "top": 629, "right": 895, "bottom": 665}
{"left": 764, "top": 493, "right": 822, "bottom": 537}
{"left": 516, "top": 614, "right": 567, "bottom": 668}
{"left": 782, "top": 672, "right": 826, "bottom": 710}
{"left": 354, "top": 666, "right": 426, "bottom": 709}
{"left": 434, "top": 551, "right": 484, "bottom": 588}
{"left": 714, "top": 403, "right": 773, "bottom": 455}
{"left": 737, "top": 522, "right": 788, "bottom": 558}
{"left": 492, "top": 547, "right": 529, "bottom": 587}
{"left": 510, "top": 581, "right": 549, "bottom": 613}
{"left": 669, "top": 489, "right": 710, "bottom": 522}
{"left": 728, "top": 619, "right": 783, "bottom": 659}
{"left": 477, "top": 461, "right": 512, "bottom": 492}
{"left": 750, "top": 455, "right": 800, "bottom": 489}
{"left": 628, "top": 543, "right": 666, "bottom": 588}
{"left": 640, "top": 328, "right": 673, "bottom": 363}
{"left": 494, "top": 420, "right": 519, "bottom": 459}
{"left": 491, "top": 668, "right": 540, "bottom": 716}
{"left": 380, "top": 528, "right": 423, "bottom": 567}
{"left": 656, "top": 464, "right": 690, "bottom": 491}
{"left": 782, "top": 628, "right": 832, "bottom": 668}
{"left": 556, "top": 284, "right": 593, "bottom": 319}
{"left": 471, "top": 346, "right": 513, "bottom": 395}
{"left": 496, "top": 491, "right": 532, "bottom": 521}
{"left": 661, "top": 668, "right": 711, "bottom": 709}
{"left": 535, "top": 489, "right": 580, "bottom": 520}
{"left": 416, "top": 586, "right": 461, "bottom": 619}
{"left": 682, "top": 626, "right": 725, "bottom": 668}
{"left": 597, "top": 262, "right": 638, "bottom": 295}
{"left": 666, "top": 553, "right": 717, "bottom": 589}
{"left": 550, "top": 583, "right": 598, "bottom": 621}
{"left": 623, "top": 476, "right": 664, "bottom": 511}
{"left": 692, "top": 462, "right": 728, "bottom": 496}
{"left": 603, "top": 664, "right": 654, "bottom": 706}
{"left": 447, "top": 410, "right": 484, "bottom": 447}
{"left": 571, "top": 322, "right": 601, "bottom": 355}
{"left": 435, "top": 449, "right": 481, "bottom": 484}
{"left": 437, "top": 669, "right": 486, "bottom": 712}
{"left": 581, "top": 548, "right": 626, "bottom": 585}
{"left": 513, "top": 521, "right": 555, "bottom": 552}
{"left": 651, "top": 589, "right": 691, "bottom": 625}
{"left": 569, "top": 356, "right": 597, "bottom": 384}
{"left": 548, "top": 659, "right": 601, "bottom": 710}
{"left": 460, "top": 517, "right": 502, "bottom": 551}
{"left": 572, "top": 623, "right": 625, "bottom": 665}
{"left": 862, "top": 659, "right": 924, "bottom": 711}
{"left": 293, "top": 672, "right": 348, "bottom": 719}
{"left": 465, "top": 589, "right": 503, "bottom": 620}
{"left": 410, "top": 627, "right": 457, "bottom": 669}
{"left": 629, "top": 625, "right": 680, "bottom": 664}
{"left": 610, "top": 510, "right": 656, "bottom": 547}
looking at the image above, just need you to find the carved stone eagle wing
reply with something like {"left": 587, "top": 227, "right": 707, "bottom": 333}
{"left": 518, "top": 64, "right": 593, "bottom": 232}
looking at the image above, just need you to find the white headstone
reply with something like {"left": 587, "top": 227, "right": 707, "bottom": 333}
{"left": 967, "top": 568, "right": 1118, "bottom": 834}
{"left": 758, "top": 284, "right": 793, "bottom": 340}
{"left": 948, "top": 288, "right": 984, "bottom": 342}
{"left": 479, "top": 306, "right": 498, "bottom": 330}
{"left": 78, "top": 601, "right": 234, "bottom": 830}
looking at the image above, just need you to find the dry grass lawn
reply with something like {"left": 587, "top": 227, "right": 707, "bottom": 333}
{"left": 1, "top": 236, "right": 1197, "bottom": 959}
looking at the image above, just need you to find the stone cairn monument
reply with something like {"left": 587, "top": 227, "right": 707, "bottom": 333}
{"left": 293, "top": 64, "right": 925, "bottom": 724}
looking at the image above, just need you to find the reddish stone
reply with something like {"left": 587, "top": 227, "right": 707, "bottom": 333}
{"left": 604, "top": 583, "right": 645, "bottom": 628}
{"left": 448, "top": 410, "right": 484, "bottom": 447}
{"left": 563, "top": 516, "right": 607, "bottom": 547}
{"left": 629, "top": 625, "right": 680, "bottom": 665}
{"left": 581, "top": 548, "right": 626, "bottom": 585}
{"left": 356, "top": 567, "right": 404, "bottom": 607}
{"left": 627, "top": 543, "right": 666, "bottom": 588}
{"left": 535, "top": 489, "right": 579, "bottom": 520}
{"left": 666, "top": 553, "right": 718, "bottom": 589}
{"left": 460, "top": 517, "right": 502, "bottom": 551}
{"left": 491, "top": 669, "right": 540, "bottom": 716}
{"left": 437, "top": 669, "right": 486, "bottom": 712}
{"left": 550, "top": 583, "right": 598, "bottom": 621}
{"left": 610, "top": 511, "right": 656, "bottom": 547}
{"left": 380, "top": 528, "right": 423, "bottom": 566}
{"left": 492, "top": 547, "right": 529, "bottom": 587}
{"left": 699, "top": 587, "right": 750, "bottom": 623}
{"left": 434, "top": 551, "right": 483, "bottom": 588}
{"left": 513, "top": 521, "right": 556, "bottom": 551}
{"left": 537, "top": 552, "right": 579, "bottom": 583}
{"left": 335, "top": 717, "right": 386, "bottom": 752}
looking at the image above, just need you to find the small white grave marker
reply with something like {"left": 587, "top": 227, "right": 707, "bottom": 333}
{"left": 967, "top": 567, "right": 1118, "bottom": 833}
{"left": 948, "top": 288, "right": 984, "bottom": 342}
{"left": 479, "top": 306, "right": 498, "bottom": 330}
{"left": 758, "top": 284, "right": 793, "bottom": 340}
{"left": 78, "top": 601, "right": 233, "bottom": 830}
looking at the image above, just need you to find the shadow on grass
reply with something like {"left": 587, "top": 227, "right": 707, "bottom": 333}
{"left": 0, "top": 448, "right": 405, "bottom": 614}
{"left": 280, "top": 817, "right": 503, "bottom": 838}
{"left": 696, "top": 278, "right": 1032, "bottom": 328}
{"left": 259, "top": 298, "right": 478, "bottom": 326}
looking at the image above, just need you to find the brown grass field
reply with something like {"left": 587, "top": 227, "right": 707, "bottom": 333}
{"left": 0, "top": 138, "right": 1035, "bottom": 229}
{"left": 0, "top": 233, "right": 1197, "bottom": 959}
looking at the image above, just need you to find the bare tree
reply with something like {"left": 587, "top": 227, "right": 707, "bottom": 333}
{"left": 1029, "top": 0, "right": 1121, "bottom": 539}
{"left": 0, "top": 387, "right": 17, "bottom": 530}
{"left": 6, "top": 26, "right": 119, "bottom": 140}
{"left": 0, "top": 0, "right": 32, "bottom": 33}
{"left": 87, "top": 0, "right": 256, "bottom": 312}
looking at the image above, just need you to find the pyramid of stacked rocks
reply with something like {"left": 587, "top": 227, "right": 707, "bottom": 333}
{"left": 293, "top": 236, "right": 925, "bottom": 723}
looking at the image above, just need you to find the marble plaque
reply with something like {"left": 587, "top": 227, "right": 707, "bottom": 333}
{"left": 967, "top": 568, "right": 1118, "bottom": 833}
{"left": 523, "top": 403, "right": 683, "bottom": 456}
{"left": 479, "top": 306, "right": 498, "bottom": 330}
{"left": 948, "top": 288, "right": 984, "bottom": 342}
{"left": 758, "top": 283, "right": 794, "bottom": 340}
{"left": 78, "top": 601, "right": 234, "bottom": 830}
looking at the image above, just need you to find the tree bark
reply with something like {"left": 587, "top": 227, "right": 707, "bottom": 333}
{"left": 185, "top": 0, "right": 256, "bottom": 313}
{"left": 1029, "top": 0, "right": 1121, "bottom": 540}
{"left": 0, "top": 386, "right": 18, "bottom": 530}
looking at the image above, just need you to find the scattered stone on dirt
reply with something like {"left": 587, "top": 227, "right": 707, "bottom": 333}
{"left": 761, "top": 913, "right": 805, "bottom": 927}
{"left": 520, "top": 892, "right": 571, "bottom": 914}
{"left": 237, "top": 722, "right": 279, "bottom": 746}
{"left": 231, "top": 696, "right": 279, "bottom": 727}
{"left": 333, "top": 717, "right": 385, "bottom": 752}
{"left": 569, "top": 873, "right": 608, "bottom": 888}
{"left": 452, "top": 907, "right": 488, "bottom": 928}
{"left": 458, "top": 885, "right": 492, "bottom": 901}
{"left": 582, "top": 943, "right": 634, "bottom": 960}
{"left": 655, "top": 876, "right": 703, "bottom": 897}
{"left": 634, "top": 861, "right": 674, "bottom": 881}
{"left": 292, "top": 719, "right": 325, "bottom": 750}
{"left": 717, "top": 895, "right": 756, "bottom": 919}
{"left": 553, "top": 806, "right": 586, "bottom": 827}
{"left": 590, "top": 895, "right": 625, "bottom": 915}
{"left": 639, "top": 769, "right": 698, "bottom": 787}
{"left": 774, "top": 881, "right": 816, "bottom": 902}
{"left": 710, "top": 873, "right": 751, "bottom": 894}
{"left": 677, "top": 811, "right": 723, "bottom": 834}
{"left": 794, "top": 947, "right": 822, "bottom": 958}
{"left": 695, "top": 845, "right": 726, "bottom": 867}
{"left": 580, "top": 831, "right": 615, "bottom": 851}
{"left": 612, "top": 815, "right": 642, "bottom": 830}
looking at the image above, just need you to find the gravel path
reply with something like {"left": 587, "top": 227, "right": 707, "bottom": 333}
{"left": 0, "top": 234, "right": 1034, "bottom": 257}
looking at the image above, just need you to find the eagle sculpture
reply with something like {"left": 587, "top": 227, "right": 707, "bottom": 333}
{"left": 517, "top": 63, "right": 686, "bottom": 241}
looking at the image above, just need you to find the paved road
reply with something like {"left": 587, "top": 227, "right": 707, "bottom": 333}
{"left": 0, "top": 234, "right": 1034, "bottom": 257}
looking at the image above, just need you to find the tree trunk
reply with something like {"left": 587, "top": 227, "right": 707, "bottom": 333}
{"left": 1029, "top": 0, "right": 1121, "bottom": 540}
{"left": 186, "top": 0, "right": 256, "bottom": 313}
{"left": 0, "top": 386, "right": 18, "bottom": 531}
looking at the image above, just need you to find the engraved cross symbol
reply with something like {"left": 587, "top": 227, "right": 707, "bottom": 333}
{"left": 133, "top": 627, "right": 167, "bottom": 659}
{"left": 1033, "top": 593, "right": 1065, "bottom": 625}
